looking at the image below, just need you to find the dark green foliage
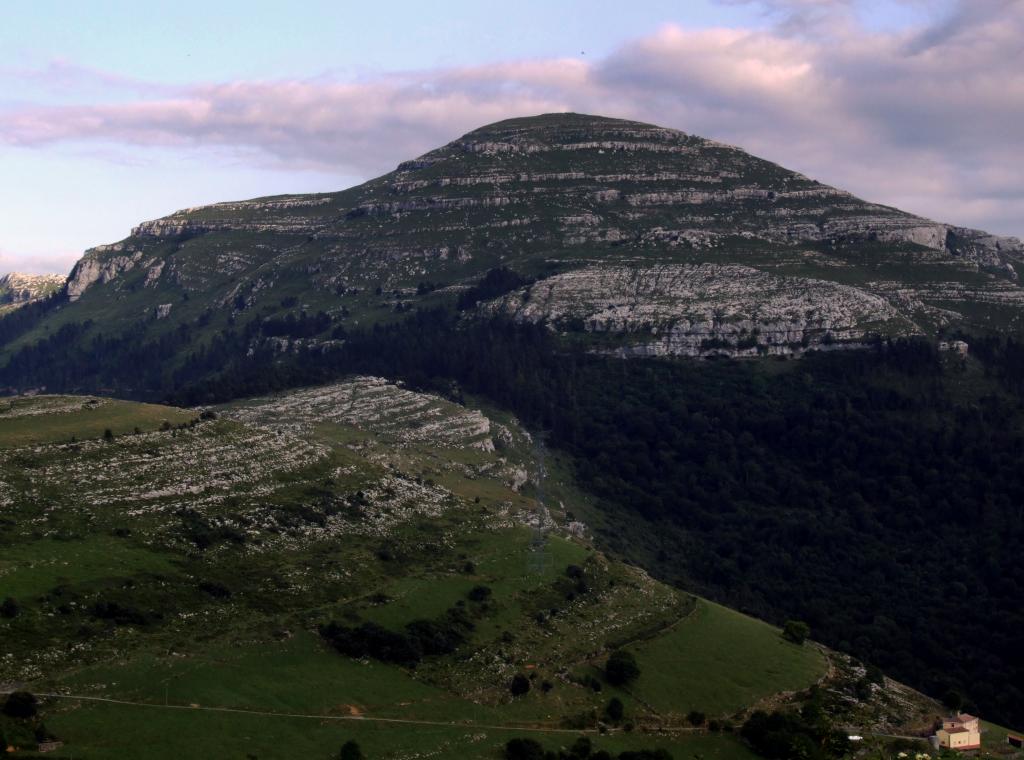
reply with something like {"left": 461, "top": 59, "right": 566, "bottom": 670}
{"left": 943, "top": 689, "right": 964, "bottom": 711}
{"left": 320, "top": 605, "right": 473, "bottom": 667}
{"left": 605, "top": 697, "right": 624, "bottom": 722}
{"left": 505, "top": 737, "right": 545, "bottom": 760}
{"left": 687, "top": 711, "right": 706, "bottom": 726}
{"left": 741, "top": 709, "right": 849, "bottom": 760}
{"left": 339, "top": 739, "right": 364, "bottom": 760}
{"left": 259, "top": 310, "right": 331, "bottom": 338}
{"left": 197, "top": 580, "right": 232, "bottom": 599}
{"left": 467, "top": 585, "right": 492, "bottom": 602}
{"left": 177, "top": 509, "right": 246, "bottom": 549}
{"left": 605, "top": 650, "right": 640, "bottom": 687}
{"left": 2, "top": 691, "right": 38, "bottom": 719}
{"left": 616, "top": 751, "right": 672, "bottom": 760}
{"left": 320, "top": 621, "right": 422, "bottom": 667}
{"left": 457, "top": 267, "right": 531, "bottom": 311}
{"left": 0, "top": 597, "right": 19, "bottom": 618}
{"left": 89, "top": 599, "right": 154, "bottom": 626}
{"left": 568, "top": 737, "right": 592, "bottom": 758}
{"left": 782, "top": 620, "right": 810, "bottom": 645}
{"left": 509, "top": 673, "right": 531, "bottom": 696}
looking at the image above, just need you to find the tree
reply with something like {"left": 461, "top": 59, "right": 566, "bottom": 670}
{"left": 687, "top": 710, "right": 706, "bottom": 726}
{"left": 509, "top": 673, "right": 531, "bottom": 696}
{"left": 568, "top": 736, "right": 592, "bottom": 758}
{"left": 0, "top": 597, "right": 19, "bottom": 618}
{"left": 505, "top": 737, "right": 544, "bottom": 760}
{"left": 339, "top": 739, "right": 363, "bottom": 760}
{"left": 103, "top": 428, "right": 114, "bottom": 441}
{"left": 467, "top": 585, "right": 492, "bottom": 602}
{"left": 605, "top": 649, "right": 640, "bottom": 686}
{"left": 782, "top": 620, "right": 810, "bottom": 645}
{"left": 3, "top": 691, "right": 38, "bottom": 719}
{"left": 943, "top": 689, "right": 964, "bottom": 712}
{"left": 605, "top": 696, "right": 624, "bottom": 722}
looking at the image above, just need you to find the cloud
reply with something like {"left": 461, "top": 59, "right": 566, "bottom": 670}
{"left": 0, "top": 248, "right": 77, "bottom": 276}
{"left": 1, "top": 0, "right": 1022, "bottom": 238}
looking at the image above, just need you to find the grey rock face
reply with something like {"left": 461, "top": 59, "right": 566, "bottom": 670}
{"left": 67, "top": 249, "right": 145, "bottom": 301}
{"left": 0, "top": 273, "right": 65, "bottom": 306}
{"left": 484, "top": 263, "right": 910, "bottom": 357}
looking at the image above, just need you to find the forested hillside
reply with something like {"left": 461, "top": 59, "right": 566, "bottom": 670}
{"left": 98, "top": 303, "right": 1014, "bottom": 729}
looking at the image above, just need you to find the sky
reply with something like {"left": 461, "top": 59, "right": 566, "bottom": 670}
{"left": 1, "top": 0, "right": 1021, "bottom": 274}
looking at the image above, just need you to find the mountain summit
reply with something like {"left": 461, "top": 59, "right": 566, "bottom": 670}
{"left": 4, "top": 113, "right": 1024, "bottom": 386}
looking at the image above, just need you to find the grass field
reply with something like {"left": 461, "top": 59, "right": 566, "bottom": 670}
{"left": 0, "top": 535, "right": 179, "bottom": 598}
{"left": 623, "top": 599, "right": 827, "bottom": 719}
{"left": 33, "top": 700, "right": 763, "bottom": 760}
{"left": 0, "top": 396, "right": 194, "bottom": 447}
{"left": 32, "top": 630, "right": 766, "bottom": 759}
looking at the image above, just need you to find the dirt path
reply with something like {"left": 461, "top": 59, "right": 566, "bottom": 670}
{"left": 2, "top": 690, "right": 706, "bottom": 737}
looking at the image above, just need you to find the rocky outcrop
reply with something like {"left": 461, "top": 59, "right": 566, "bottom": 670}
{"left": 0, "top": 273, "right": 65, "bottom": 307}
{"left": 483, "top": 263, "right": 913, "bottom": 357}
{"left": 66, "top": 248, "right": 145, "bottom": 301}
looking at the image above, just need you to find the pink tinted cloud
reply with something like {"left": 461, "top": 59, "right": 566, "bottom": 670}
{"left": 1, "top": 1, "right": 1021, "bottom": 236}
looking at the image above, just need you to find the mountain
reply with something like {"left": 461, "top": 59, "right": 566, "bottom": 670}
{"left": 0, "top": 272, "right": 65, "bottom": 316}
{"left": 3, "top": 113, "right": 1024, "bottom": 740}
{"left": 4, "top": 112, "right": 1024, "bottom": 389}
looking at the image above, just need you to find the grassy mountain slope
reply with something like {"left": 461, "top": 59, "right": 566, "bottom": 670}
{"left": 0, "top": 386, "right": 967, "bottom": 760}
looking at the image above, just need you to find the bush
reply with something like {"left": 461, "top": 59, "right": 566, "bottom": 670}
{"left": 605, "top": 696, "right": 624, "bottom": 722}
{"left": 3, "top": 691, "right": 38, "bottom": 719}
{"left": 568, "top": 736, "right": 592, "bottom": 758}
{"left": 467, "top": 585, "right": 492, "bottom": 602}
{"left": 782, "top": 620, "right": 810, "bottom": 645}
{"left": 338, "top": 739, "right": 363, "bottom": 760}
{"left": 509, "top": 673, "right": 531, "bottom": 696}
{"left": 687, "top": 710, "right": 706, "bottom": 726}
{"left": 605, "top": 649, "right": 640, "bottom": 686}
{"left": 0, "top": 597, "right": 19, "bottom": 618}
{"left": 505, "top": 737, "right": 545, "bottom": 760}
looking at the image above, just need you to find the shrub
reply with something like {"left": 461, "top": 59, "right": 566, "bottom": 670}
{"left": 605, "top": 649, "right": 640, "bottom": 686}
{"left": 339, "top": 739, "right": 364, "bottom": 760}
{"left": 0, "top": 597, "right": 19, "bottom": 618}
{"left": 782, "top": 620, "right": 810, "bottom": 645}
{"left": 568, "top": 736, "right": 592, "bottom": 758}
{"left": 687, "top": 710, "right": 706, "bottom": 726}
{"left": 3, "top": 691, "right": 38, "bottom": 719}
{"left": 605, "top": 696, "right": 624, "bottom": 722}
{"left": 509, "top": 673, "right": 531, "bottom": 696}
{"left": 505, "top": 737, "right": 545, "bottom": 760}
{"left": 467, "top": 585, "right": 492, "bottom": 602}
